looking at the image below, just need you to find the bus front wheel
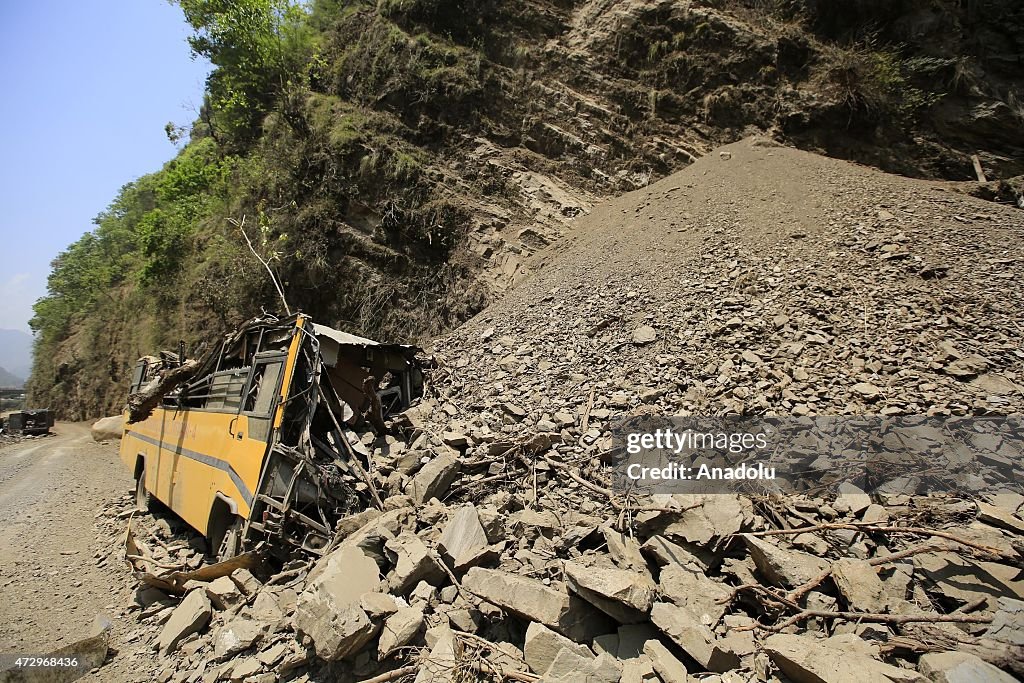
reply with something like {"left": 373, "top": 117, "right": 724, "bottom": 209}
{"left": 135, "top": 468, "right": 153, "bottom": 512}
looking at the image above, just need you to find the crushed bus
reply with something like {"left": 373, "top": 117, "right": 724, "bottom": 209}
{"left": 119, "top": 313, "right": 423, "bottom": 561}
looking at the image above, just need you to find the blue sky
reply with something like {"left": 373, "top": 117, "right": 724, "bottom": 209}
{"left": 0, "top": 0, "right": 211, "bottom": 333}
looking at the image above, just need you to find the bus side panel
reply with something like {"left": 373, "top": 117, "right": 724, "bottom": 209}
{"left": 118, "top": 412, "right": 141, "bottom": 473}
{"left": 117, "top": 320, "right": 304, "bottom": 543}
{"left": 226, "top": 415, "right": 274, "bottom": 510}
{"left": 126, "top": 408, "right": 266, "bottom": 536}
{"left": 120, "top": 411, "right": 161, "bottom": 490}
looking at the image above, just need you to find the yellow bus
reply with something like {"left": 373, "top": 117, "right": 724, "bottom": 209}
{"left": 120, "top": 313, "right": 421, "bottom": 560}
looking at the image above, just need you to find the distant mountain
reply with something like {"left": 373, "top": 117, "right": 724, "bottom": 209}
{"left": 0, "top": 365, "right": 23, "bottom": 388}
{"left": 0, "top": 329, "right": 33, "bottom": 381}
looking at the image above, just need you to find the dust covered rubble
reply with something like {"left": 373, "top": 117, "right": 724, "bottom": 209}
{"left": 118, "top": 476, "right": 1024, "bottom": 683}
{"left": 113, "top": 141, "right": 1024, "bottom": 682}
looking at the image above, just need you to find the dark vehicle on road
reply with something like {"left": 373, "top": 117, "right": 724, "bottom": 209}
{"left": 4, "top": 409, "right": 55, "bottom": 435}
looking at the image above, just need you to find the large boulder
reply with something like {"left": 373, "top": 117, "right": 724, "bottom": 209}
{"left": 294, "top": 545, "right": 382, "bottom": 660}
{"left": 918, "top": 651, "right": 1017, "bottom": 683}
{"left": 658, "top": 563, "right": 731, "bottom": 624}
{"left": 213, "top": 618, "right": 264, "bottom": 659}
{"left": 378, "top": 606, "right": 425, "bottom": 659}
{"left": 563, "top": 562, "right": 655, "bottom": 623}
{"left": 742, "top": 534, "right": 829, "bottom": 587}
{"left": 407, "top": 453, "right": 460, "bottom": 504}
{"left": 157, "top": 589, "right": 212, "bottom": 655}
{"left": 462, "top": 568, "right": 613, "bottom": 642}
{"left": 524, "top": 622, "right": 594, "bottom": 675}
{"left": 438, "top": 504, "right": 494, "bottom": 571}
{"left": 765, "top": 633, "right": 926, "bottom": 683}
{"left": 385, "top": 532, "right": 446, "bottom": 594}
{"left": 546, "top": 652, "right": 622, "bottom": 683}
{"left": 205, "top": 575, "right": 244, "bottom": 611}
{"left": 413, "top": 628, "right": 459, "bottom": 683}
{"left": 650, "top": 602, "right": 739, "bottom": 673}
{"left": 643, "top": 640, "right": 689, "bottom": 683}
{"left": 832, "top": 558, "right": 890, "bottom": 613}
{"left": 91, "top": 415, "right": 124, "bottom": 442}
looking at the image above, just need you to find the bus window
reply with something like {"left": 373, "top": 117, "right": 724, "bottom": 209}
{"left": 207, "top": 370, "right": 249, "bottom": 411}
{"left": 246, "top": 360, "right": 284, "bottom": 416}
{"left": 130, "top": 360, "right": 148, "bottom": 393}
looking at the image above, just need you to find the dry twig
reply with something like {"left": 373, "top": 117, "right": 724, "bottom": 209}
{"left": 124, "top": 554, "right": 184, "bottom": 571}
{"left": 355, "top": 665, "right": 418, "bottom": 683}
{"left": 746, "top": 609, "right": 993, "bottom": 634}
{"left": 741, "top": 522, "right": 1006, "bottom": 558}
{"left": 787, "top": 542, "right": 949, "bottom": 602}
{"left": 230, "top": 215, "right": 290, "bottom": 315}
{"left": 267, "top": 563, "right": 310, "bottom": 586}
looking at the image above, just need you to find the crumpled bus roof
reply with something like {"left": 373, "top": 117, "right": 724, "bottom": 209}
{"left": 311, "top": 323, "right": 417, "bottom": 351}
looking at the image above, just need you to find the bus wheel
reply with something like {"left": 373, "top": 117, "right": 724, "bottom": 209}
{"left": 135, "top": 469, "right": 153, "bottom": 512}
{"left": 216, "top": 517, "right": 244, "bottom": 561}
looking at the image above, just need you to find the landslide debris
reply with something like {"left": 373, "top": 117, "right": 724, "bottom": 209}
{"left": 104, "top": 141, "right": 1024, "bottom": 683}
{"left": 432, "top": 137, "right": 1024, "bottom": 418}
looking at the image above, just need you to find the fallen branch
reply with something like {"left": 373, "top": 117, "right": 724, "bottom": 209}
{"left": 355, "top": 665, "right": 418, "bottom": 683}
{"left": 541, "top": 454, "right": 702, "bottom": 518}
{"left": 450, "top": 471, "right": 515, "bottom": 495}
{"left": 126, "top": 359, "right": 199, "bottom": 423}
{"left": 267, "top": 563, "right": 310, "bottom": 587}
{"left": 723, "top": 543, "right": 959, "bottom": 631}
{"left": 124, "top": 554, "right": 184, "bottom": 572}
{"left": 432, "top": 550, "right": 470, "bottom": 605}
{"left": 787, "top": 542, "right": 949, "bottom": 602}
{"left": 230, "top": 215, "right": 290, "bottom": 315}
{"left": 742, "top": 522, "right": 1008, "bottom": 558}
{"left": 464, "top": 662, "right": 539, "bottom": 682}
{"left": 543, "top": 455, "right": 617, "bottom": 502}
{"left": 393, "top": 647, "right": 544, "bottom": 683}
{"left": 723, "top": 583, "right": 801, "bottom": 611}
{"left": 580, "top": 387, "right": 596, "bottom": 434}
{"left": 453, "top": 629, "right": 537, "bottom": 680}
{"left": 888, "top": 625, "right": 1024, "bottom": 678}
{"left": 746, "top": 609, "right": 993, "bottom": 634}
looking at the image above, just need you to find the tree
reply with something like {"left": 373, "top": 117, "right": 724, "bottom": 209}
{"left": 173, "top": 0, "right": 312, "bottom": 144}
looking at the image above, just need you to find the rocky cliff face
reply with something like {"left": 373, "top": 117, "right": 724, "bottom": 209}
{"left": 317, "top": 0, "right": 1024, "bottom": 298}
{"left": 28, "top": 0, "right": 1024, "bottom": 418}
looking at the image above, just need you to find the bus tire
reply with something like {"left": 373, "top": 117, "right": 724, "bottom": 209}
{"left": 135, "top": 467, "right": 153, "bottom": 512}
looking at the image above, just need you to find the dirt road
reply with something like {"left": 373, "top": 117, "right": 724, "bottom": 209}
{"left": 0, "top": 424, "right": 136, "bottom": 667}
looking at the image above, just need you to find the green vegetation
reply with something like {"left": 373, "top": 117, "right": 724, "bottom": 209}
{"left": 821, "top": 44, "right": 944, "bottom": 124}
{"left": 28, "top": 0, "right": 488, "bottom": 417}
{"left": 176, "top": 0, "right": 314, "bottom": 144}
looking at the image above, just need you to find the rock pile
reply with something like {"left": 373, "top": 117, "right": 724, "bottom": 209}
{"left": 120, "top": 141, "right": 1024, "bottom": 683}
{"left": 130, "top": 485, "right": 1024, "bottom": 683}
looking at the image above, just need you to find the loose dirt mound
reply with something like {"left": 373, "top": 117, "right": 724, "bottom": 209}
{"left": 430, "top": 137, "right": 1024, "bottom": 418}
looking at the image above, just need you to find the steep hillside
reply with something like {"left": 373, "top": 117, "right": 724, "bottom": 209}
{"left": 0, "top": 367, "right": 23, "bottom": 388}
{"left": 28, "top": 0, "right": 1024, "bottom": 418}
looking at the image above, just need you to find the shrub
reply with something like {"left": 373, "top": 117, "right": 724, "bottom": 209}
{"left": 821, "top": 44, "right": 942, "bottom": 125}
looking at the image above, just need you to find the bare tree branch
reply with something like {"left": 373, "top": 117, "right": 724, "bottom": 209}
{"left": 230, "top": 215, "right": 291, "bottom": 315}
